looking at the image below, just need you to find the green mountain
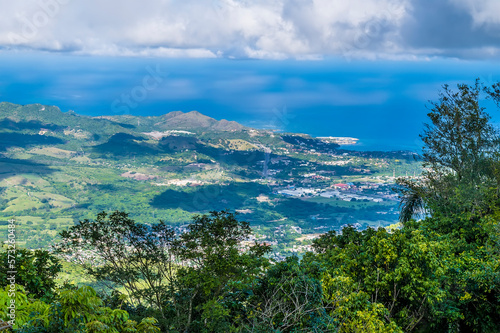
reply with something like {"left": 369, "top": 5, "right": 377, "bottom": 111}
{"left": 99, "top": 110, "right": 246, "bottom": 132}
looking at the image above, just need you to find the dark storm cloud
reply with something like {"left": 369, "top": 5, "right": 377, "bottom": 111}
{"left": 402, "top": 0, "right": 500, "bottom": 51}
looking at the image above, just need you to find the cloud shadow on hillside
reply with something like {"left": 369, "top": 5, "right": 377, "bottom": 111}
{"left": 0, "top": 157, "right": 56, "bottom": 181}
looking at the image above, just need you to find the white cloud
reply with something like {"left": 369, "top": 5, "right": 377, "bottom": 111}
{"left": 0, "top": 0, "right": 498, "bottom": 59}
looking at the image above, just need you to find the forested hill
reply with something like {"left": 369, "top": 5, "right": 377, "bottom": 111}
{"left": 0, "top": 102, "right": 245, "bottom": 136}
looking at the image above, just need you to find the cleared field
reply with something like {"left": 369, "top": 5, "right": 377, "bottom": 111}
{"left": 1, "top": 186, "right": 75, "bottom": 213}
{"left": 227, "top": 139, "right": 258, "bottom": 150}
{"left": 0, "top": 174, "right": 51, "bottom": 188}
{"left": 28, "top": 147, "right": 76, "bottom": 159}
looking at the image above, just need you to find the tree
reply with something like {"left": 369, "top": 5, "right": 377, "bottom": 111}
{"left": 55, "top": 211, "right": 178, "bottom": 320}
{"left": 309, "top": 226, "right": 446, "bottom": 332}
{"left": 422, "top": 80, "right": 499, "bottom": 180}
{"left": 484, "top": 81, "right": 500, "bottom": 108}
{"left": 388, "top": 80, "right": 500, "bottom": 331}
{"left": 171, "top": 210, "right": 271, "bottom": 332}
{"left": 0, "top": 285, "right": 160, "bottom": 332}
{"left": 0, "top": 248, "right": 61, "bottom": 301}
{"left": 54, "top": 210, "right": 272, "bottom": 332}
{"left": 397, "top": 79, "right": 500, "bottom": 222}
{"left": 245, "top": 256, "right": 330, "bottom": 332}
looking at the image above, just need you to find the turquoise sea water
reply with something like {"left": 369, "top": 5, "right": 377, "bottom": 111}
{"left": 1, "top": 52, "right": 499, "bottom": 151}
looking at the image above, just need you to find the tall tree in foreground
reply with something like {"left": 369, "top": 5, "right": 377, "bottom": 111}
{"left": 391, "top": 79, "right": 500, "bottom": 331}
{"left": 171, "top": 210, "right": 271, "bottom": 332}
{"left": 397, "top": 79, "right": 500, "bottom": 222}
{"left": 55, "top": 211, "right": 179, "bottom": 320}
{"left": 0, "top": 248, "right": 61, "bottom": 301}
{"left": 54, "top": 210, "right": 272, "bottom": 332}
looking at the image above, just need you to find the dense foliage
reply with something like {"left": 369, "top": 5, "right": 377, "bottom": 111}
{"left": 52, "top": 210, "right": 274, "bottom": 332}
{"left": 397, "top": 79, "right": 500, "bottom": 222}
{"left": 0, "top": 285, "right": 161, "bottom": 332}
{"left": 0, "top": 249, "right": 61, "bottom": 301}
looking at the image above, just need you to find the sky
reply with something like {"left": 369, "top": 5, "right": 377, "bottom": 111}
{"left": 1, "top": 0, "right": 500, "bottom": 60}
{"left": 1, "top": 0, "right": 500, "bottom": 150}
